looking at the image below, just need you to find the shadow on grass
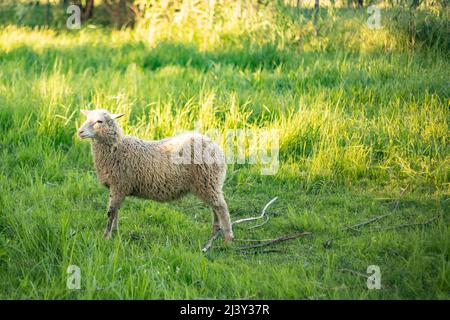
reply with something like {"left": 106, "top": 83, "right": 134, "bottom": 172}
{"left": 142, "top": 42, "right": 292, "bottom": 71}
{"left": 0, "top": 39, "right": 418, "bottom": 94}
{"left": 0, "top": 40, "right": 293, "bottom": 73}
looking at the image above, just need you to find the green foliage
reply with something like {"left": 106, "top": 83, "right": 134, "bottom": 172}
{"left": 389, "top": 4, "right": 450, "bottom": 51}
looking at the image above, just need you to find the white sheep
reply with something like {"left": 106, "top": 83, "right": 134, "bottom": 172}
{"left": 78, "top": 109, "right": 234, "bottom": 242}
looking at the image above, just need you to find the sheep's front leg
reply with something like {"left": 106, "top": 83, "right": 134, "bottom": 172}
{"left": 103, "top": 192, "right": 125, "bottom": 240}
{"left": 212, "top": 197, "right": 233, "bottom": 242}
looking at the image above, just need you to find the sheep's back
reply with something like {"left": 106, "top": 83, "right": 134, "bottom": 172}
{"left": 116, "top": 136, "right": 189, "bottom": 201}
{"left": 116, "top": 133, "right": 226, "bottom": 202}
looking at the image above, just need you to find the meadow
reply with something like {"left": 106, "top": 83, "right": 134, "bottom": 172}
{"left": 0, "top": 2, "right": 448, "bottom": 299}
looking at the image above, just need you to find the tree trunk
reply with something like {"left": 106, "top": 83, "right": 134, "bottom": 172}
{"left": 118, "top": 0, "right": 127, "bottom": 27}
{"left": 313, "top": 0, "right": 319, "bottom": 36}
{"left": 82, "top": 0, "right": 94, "bottom": 20}
{"left": 45, "top": 0, "right": 51, "bottom": 26}
{"left": 72, "top": 0, "right": 94, "bottom": 21}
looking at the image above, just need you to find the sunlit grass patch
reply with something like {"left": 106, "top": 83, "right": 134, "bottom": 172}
{"left": 0, "top": 4, "right": 448, "bottom": 299}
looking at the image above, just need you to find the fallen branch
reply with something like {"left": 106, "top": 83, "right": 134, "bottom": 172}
{"left": 342, "top": 214, "right": 389, "bottom": 231}
{"left": 367, "top": 217, "right": 437, "bottom": 232}
{"left": 232, "top": 196, "right": 278, "bottom": 226}
{"left": 201, "top": 229, "right": 223, "bottom": 253}
{"left": 324, "top": 217, "right": 438, "bottom": 249}
{"left": 339, "top": 268, "right": 369, "bottom": 279}
{"left": 234, "top": 238, "right": 280, "bottom": 242}
{"left": 202, "top": 196, "right": 278, "bottom": 253}
{"left": 236, "top": 232, "right": 312, "bottom": 251}
{"left": 324, "top": 186, "right": 409, "bottom": 248}
{"left": 342, "top": 186, "right": 408, "bottom": 232}
{"left": 247, "top": 214, "right": 270, "bottom": 230}
{"left": 239, "top": 249, "right": 285, "bottom": 255}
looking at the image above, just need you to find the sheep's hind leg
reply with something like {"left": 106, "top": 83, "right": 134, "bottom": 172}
{"left": 211, "top": 211, "right": 220, "bottom": 236}
{"left": 104, "top": 192, "right": 125, "bottom": 239}
{"left": 213, "top": 197, "right": 234, "bottom": 242}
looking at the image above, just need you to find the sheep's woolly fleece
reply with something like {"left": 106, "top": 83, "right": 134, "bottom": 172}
{"left": 78, "top": 109, "right": 234, "bottom": 241}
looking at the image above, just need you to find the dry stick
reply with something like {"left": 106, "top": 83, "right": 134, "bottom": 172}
{"left": 367, "top": 217, "right": 437, "bottom": 232}
{"left": 236, "top": 232, "right": 312, "bottom": 251}
{"left": 201, "top": 230, "right": 222, "bottom": 253}
{"left": 345, "top": 225, "right": 362, "bottom": 233}
{"left": 325, "top": 187, "right": 409, "bottom": 247}
{"left": 247, "top": 213, "right": 270, "bottom": 229}
{"left": 342, "top": 214, "right": 389, "bottom": 232}
{"left": 339, "top": 268, "right": 369, "bottom": 279}
{"left": 239, "top": 249, "right": 285, "bottom": 255}
{"left": 202, "top": 196, "right": 278, "bottom": 253}
{"left": 232, "top": 196, "right": 278, "bottom": 225}
{"left": 342, "top": 186, "right": 408, "bottom": 232}
{"left": 324, "top": 217, "right": 438, "bottom": 249}
{"left": 234, "top": 238, "right": 279, "bottom": 242}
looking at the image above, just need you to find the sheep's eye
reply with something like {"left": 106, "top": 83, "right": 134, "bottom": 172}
{"left": 96, "top": 120, "right": 103, "bottom": 124}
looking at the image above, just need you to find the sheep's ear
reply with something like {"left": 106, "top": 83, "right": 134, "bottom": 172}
{"left": 80, "top": 109, "right": 90, "bottom": 116}
{"left": 111, "top": 113, "right": 125, "bottom": 120}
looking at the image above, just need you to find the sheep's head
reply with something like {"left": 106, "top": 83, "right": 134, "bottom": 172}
{"left": 78, "top": 109, "right": 125, "bottom": 142}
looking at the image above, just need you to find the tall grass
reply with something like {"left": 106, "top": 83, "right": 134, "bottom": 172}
{"left": 0, "top": 5, "right": 447, "bottom": 192}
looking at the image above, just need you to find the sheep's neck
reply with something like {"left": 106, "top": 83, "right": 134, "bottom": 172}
{"left": 91, "top": 138, "right": 121, "bottom": 175}
{"left": 91, "top": 135, "right": 122, "bottom": 157}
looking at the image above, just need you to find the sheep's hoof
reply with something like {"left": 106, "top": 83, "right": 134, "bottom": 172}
{"left": 103, "top": 231, "right": 112, "bottom": 240}
{"left": 224, "top": 232, "right": 234, "bottom": 242}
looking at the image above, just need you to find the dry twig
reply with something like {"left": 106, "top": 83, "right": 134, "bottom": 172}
{"left": 367, "top": 217, "right": 437, "bottom": 232}
{"left": 342, "top": 186, "right": 408, "bottom": 232}
{"left": 201, "top": 229, "right": 223, "bottom": 253}
{"left": 324, "top": 186, "right": 409, "bottom": 248}
{"left": 202, "top": 196, "right": 278, "bottom": 253}
{"left": 339, "top": 268, "right": 369, "bottom": 279}
{"left": 232, "top": 196, "right": 278, "bottom": 226}
{"left": 236, "top": 232, "right": 312, "bottom": 251}
{"left": 239, "top": 249, "right": 285, "bottom": 255}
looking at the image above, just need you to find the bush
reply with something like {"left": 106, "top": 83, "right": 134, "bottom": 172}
{"left": 389, "top": 3, "right": 450, "bottom": 52}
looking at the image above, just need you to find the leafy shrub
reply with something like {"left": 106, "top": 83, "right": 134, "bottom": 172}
{"left": 389, "top": 2, "right": 449, "bottom": 51}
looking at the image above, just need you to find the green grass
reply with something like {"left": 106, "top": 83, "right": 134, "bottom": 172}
{"left": 0, "top": 3, "right": 448, "bottom": 299}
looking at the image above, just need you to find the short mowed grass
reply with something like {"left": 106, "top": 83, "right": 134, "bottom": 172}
{"left": 0, "top": 4, "right": 448, "bottom": 299}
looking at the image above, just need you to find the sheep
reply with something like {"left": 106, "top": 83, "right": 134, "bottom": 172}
{"left": 78, "top": 109, "right": 234, "bottom": 242}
